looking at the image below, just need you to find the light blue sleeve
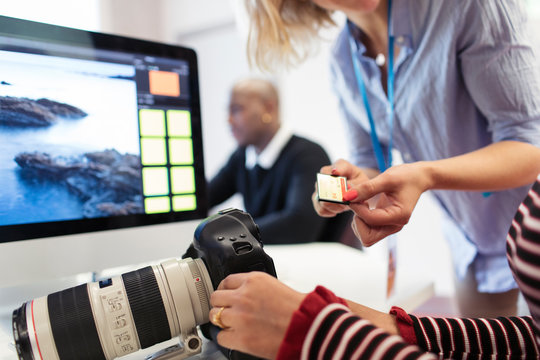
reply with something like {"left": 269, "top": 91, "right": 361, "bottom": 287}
{"left": 457, "top": 0, "right": 540, "bottom": 146}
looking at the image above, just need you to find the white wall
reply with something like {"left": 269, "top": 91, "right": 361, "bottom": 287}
{"left": 99, "top": 0, "right": 165, "bottom": 42}
{"left": 177, "top": 24, "right": 254, "bottom": 179}
{"left": 0, "top": 0, "right": 100, "bottom": 30}
{"left": 278, "top": 32, "right": 350, "bottom": 163}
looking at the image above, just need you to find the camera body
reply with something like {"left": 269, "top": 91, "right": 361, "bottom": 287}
{"left": 188, "top": 208, "right": 277, "bottom": 288}
{"left": 187, "top": 208, "right": 277, "bottom": 360}
{"left": 12, "top": 209, "right": 276, "bottom": 360}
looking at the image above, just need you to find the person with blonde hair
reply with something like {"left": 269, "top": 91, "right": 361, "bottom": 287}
{"left": 240, "top": 0, "right": 540, "bottom": 318}
{"left": 204, "top": 0, "right": 540, "bottom": 357}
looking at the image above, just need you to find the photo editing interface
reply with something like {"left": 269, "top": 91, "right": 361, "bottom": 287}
{"left": 136, "top": 60, "right": 197, "bottom": 215}
{"left": 0, "top": 32, "right": 203, "bottom": 231}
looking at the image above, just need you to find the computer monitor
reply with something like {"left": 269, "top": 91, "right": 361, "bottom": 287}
{"left": 0, "top": 15, "right": 208, "bottom": 290}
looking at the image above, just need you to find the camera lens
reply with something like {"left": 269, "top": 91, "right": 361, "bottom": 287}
{"left": 12, "top": 303, "right": 32, "bottom": 359}
{"left": 12, "top": 257, "right": 213, "bottom": 360}
{"left": 121, "top": 266, "right": 171, "bottom": 349}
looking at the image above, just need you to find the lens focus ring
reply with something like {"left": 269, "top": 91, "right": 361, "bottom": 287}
{"left": 187, "top": 260, "right": 210, "bottom": 321}
{"left": 122, "top": 266, "right": 170, "bottom": 349}
{"left": 48, "top": 284, "right": 106, "bottom": 360}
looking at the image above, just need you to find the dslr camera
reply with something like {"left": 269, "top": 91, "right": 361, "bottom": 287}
{"left": 12, "top": 208, "right": 276, "bottom": 360}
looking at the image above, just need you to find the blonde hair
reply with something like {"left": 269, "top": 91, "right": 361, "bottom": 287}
{"left": 244, "top": 0, "right": 335, "bottom": 71}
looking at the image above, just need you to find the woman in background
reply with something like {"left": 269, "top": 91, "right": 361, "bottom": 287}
{"left": 243, "top": 0, "right": 540, "bottom": 317}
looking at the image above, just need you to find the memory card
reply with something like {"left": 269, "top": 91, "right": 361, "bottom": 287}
{"left": 316, "top": 173, "right": 350, "bottom": 204}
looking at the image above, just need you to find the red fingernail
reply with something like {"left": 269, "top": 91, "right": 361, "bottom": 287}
{"left": 343, "top": 189, "right": 358, "bottom": 202}
{"left": 331, "top": 168, "right": 338, "bottom": 176}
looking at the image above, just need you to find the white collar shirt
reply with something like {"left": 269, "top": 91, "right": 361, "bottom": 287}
{"left": 245, "top": 126, "right": 293, "bottom": 170}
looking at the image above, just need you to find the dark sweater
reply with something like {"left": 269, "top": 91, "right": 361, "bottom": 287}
{"left": 208, "top": 135, "right": 331, "bottom": 244}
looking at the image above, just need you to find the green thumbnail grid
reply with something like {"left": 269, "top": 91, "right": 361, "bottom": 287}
{"left": 141, "top": 138, "right": 167, "bottom": 165}
{"left": 170, "top": 166, "right": 195, "bottom": 194}
{"left": 173, "top": 194, "right": 197, "bottom": 211}
{"left": 167, "top": 110, "right": 191, "bottom": 137}
{"left": 169, "top": 138, "right": 193, "bottom": 165}
{"left": 142, "top": 167, "right": 169, "bottom": 196}
{"left": 145, "top": 196, "right": 171, "bottom": 214}
{"left": 139, "top": 109, "right": 166, "bottom": 136}
{"left": 139, "top": 108, "right": 196, "bottom": 214}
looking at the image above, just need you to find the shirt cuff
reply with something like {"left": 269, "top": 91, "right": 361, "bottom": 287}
{"left": 389, "top": 306, "right": 417, "bottom": 345}
{"left": 276, "top": 286, "right": 348, "bottom": 360}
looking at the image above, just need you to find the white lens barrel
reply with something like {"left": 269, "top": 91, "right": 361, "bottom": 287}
{"left": 158, "top": 258, "right": 213, "bottom": 337}
{"left": 25, "top": 298, "right": 60, "bottom": 360}
{"left": 88, "top": 276, "right": 140, "bottom": 359}
{"left": 14, "top": 257, "right": 213, "bottom": 360}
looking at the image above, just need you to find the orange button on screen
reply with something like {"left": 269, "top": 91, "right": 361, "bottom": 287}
{"left": 149, "top": 70, "right": 180, "bottom": 97}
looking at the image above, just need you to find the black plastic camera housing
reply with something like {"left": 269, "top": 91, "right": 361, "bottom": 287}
{"left": 187, "top": 208, "right": 277, "bottom": 288}
{"left": 184, "top": 208, "right": 277, "bottom": 360}
{"left": 179, "top": 209, "right": 277, "bottom": 360}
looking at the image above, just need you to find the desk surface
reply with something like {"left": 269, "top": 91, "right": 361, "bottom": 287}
{"left": 0, "top": 242, "right": 434, "bottom": 360}
{"left": 265, "top": 243, "right": 434, "bottom": 313}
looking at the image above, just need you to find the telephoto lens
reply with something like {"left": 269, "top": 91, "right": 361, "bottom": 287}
{"left": 12, "top": 257, "right": 213, "bottom": 360}
{"left": 12, "top": 208, "right": 277, "bottom": 360}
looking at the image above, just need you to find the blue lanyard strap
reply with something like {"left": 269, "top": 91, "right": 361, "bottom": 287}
{"left": 348, "top": 0, "right": 395, "bottom": 173}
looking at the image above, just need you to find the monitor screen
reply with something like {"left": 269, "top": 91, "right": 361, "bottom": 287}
{"left": 0, "top": 15, "right": 207, "bottom": 243}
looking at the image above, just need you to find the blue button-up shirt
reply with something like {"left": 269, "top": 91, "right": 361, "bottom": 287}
{"left": 330, "top": 0, "right": 540, "bottom": 292}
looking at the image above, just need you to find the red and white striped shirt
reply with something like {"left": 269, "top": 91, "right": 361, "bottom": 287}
{"left": 277, "top": 176, "right": 540, "bottom": 359}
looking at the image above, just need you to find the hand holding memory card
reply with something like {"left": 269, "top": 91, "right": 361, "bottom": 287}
{"left": 316, "top": 173, "right": 350, "bottom": 205}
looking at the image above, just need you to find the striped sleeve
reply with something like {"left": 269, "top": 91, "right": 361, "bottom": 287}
{"left": 409, "top": 314, "right": 538, "bottom": 358}
{"left": 405, "top": 176, "right": 540, "bottom": 359}
{"left": 301, "top": 304, "right": 437, "bottom": 360}
{"left": 507, "top": 175, "right": 540, "bottom": 346}
{"left": 277, "top": 286, "right": 437, "bottom": 359}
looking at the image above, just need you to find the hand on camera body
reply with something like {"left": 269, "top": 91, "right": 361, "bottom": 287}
{"left": 313, "top": 159, "right": 431, "bottom": 247}
{"left": 209, "top": 272, "right": 305, "bottom": 360}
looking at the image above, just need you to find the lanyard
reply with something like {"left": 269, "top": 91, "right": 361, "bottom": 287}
{"left": 348, "top": 0, "right": 395, "bottom": 172}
